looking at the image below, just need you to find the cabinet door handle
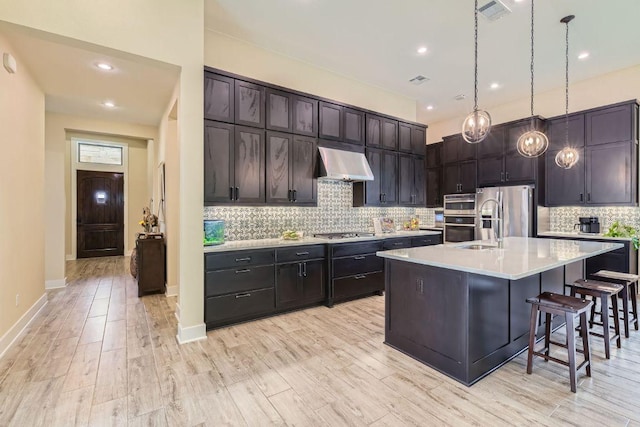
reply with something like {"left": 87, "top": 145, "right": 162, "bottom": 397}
{"left": 229, "top": 187, "right": 234, "bottom": 201}
{"left": 354, "top": 274, "right": 366, "bottom": 279}
{"left": 235, "top": 293, "right": 251, "bottom": 299}
{"left": 354, "top": 256, "right": 366, "bottom": 260}
{"left": 392, "top": 242, "right": 403, "bottom": 246}
{"left": 500, "top": 171, "right": 504, "bottom": 181}
{"left": 235, "top": 257, "right": 251, "bottom": 262}
{"left": 579, "top": 193, "right": 584, "bottom": 202}
{"left": 235, "top": 269, "right": 251, "bottom": 274}
{"left": 293, "top": 190, "right": 297, "bottom": 202}
{"left": 297, "top": 263, "right": 302, "bottom": 277}
{"left": 302, "top": 262, "right": 307, "bottom": 277}
{"left": 288, "top": 189, "right": 292, "bottom": 201}
{"left": 379, "top": 193, "right": 384, "bottom": 202}
{"left": 505, "top": 172, "right": 509, "bottom": 181}
{"left": 587, "top": 193, "right": 591, "bottom": 202}
{"left": 296, "top": 251, "right": 309, "bottom": 256}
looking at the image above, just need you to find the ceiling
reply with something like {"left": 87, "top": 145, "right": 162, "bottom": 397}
{"left": 0, "top": 22, "right": 180, "bottom": 126}
{"left": 205, "top": 0, "right": 640, "bottom": 123}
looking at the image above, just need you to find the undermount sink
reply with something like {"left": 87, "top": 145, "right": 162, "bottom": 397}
{"left": 457, "top": 244, "right": 498, "bottom": 251}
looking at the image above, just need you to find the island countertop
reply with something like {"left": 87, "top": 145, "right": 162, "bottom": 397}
{"left": 376, "top": 236, "right": 623, "bottom": 280}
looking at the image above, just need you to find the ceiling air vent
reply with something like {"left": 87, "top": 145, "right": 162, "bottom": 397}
{"left": 454, "top": 94, "right": 466, "bottom": 101}
{"left": 409, "top": 75, "right": 430, "bottom": 86}
{"left": 479, "top": 0, "right": 512, "bottom": 21}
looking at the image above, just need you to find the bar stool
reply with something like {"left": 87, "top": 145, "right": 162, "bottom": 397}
{"left": 571, "top": 279, "right": 623, "bottom": 359}
{"left": 591, "top": 270, "right": 639, "bottom": 338}
{"left": 526, "top": 292, "right": 593, "bottom": 393}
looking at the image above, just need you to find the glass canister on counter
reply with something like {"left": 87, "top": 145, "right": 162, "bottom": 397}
{"left": 204, "top": 219, "right": 225, "bottom": 246}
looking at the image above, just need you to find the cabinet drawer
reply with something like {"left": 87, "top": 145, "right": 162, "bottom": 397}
{"left": 205, "top": 249, "right": 274, "bottom": 270}
{"left": 411, "top": 235, "right": 441, "bottom": 247}
{"left": 333, "top": 271, "right": 384, "bottom": 301}
{"left": 383, "top": 238, "right": 412, "bottom": 250}
{"left": 276, "top": 245, "right": 325, "bottom": 263}
{"left": 205, "top": 287, "right": 275, "bottom": 324}
{"left": 205, "top": 265, "right": 275, "bottom": 297}
{"left": 331, "top": 241, "right": 383, "bottom": 258}
{"left": 333, "top": 254, "right": 383, "bottom": 278}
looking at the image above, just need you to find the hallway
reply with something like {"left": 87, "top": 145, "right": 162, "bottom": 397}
{"left": 1, "top": 257, "right": 640, "bottom": 426}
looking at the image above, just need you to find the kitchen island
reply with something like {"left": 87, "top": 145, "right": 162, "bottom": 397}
{"left": 376, "top": 237, "right": 623, "bottom": 386}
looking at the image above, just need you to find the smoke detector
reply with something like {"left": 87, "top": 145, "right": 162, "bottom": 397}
{"left": 454, "top": 94, "right": 466, "bottom": 101}
{"left": 479, "top": 0, "right": 512, "bottom": 21}
{"left": 409, "top": 75, "right": 430, "bottom": 86}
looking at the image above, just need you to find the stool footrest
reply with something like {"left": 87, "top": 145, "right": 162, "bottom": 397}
{"left": 532, "top": 351, "right": 569, "bottom": 367}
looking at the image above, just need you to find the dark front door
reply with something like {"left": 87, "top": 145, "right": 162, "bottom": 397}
{"left": 77, "top": 170, "right": 124, "bottom": 258}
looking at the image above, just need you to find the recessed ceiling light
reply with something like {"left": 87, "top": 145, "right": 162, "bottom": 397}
{"left": 426, "top": 105, "right": 434, "bottom": 110}
{"left": 417, "top": 46, "right": 427, "bottom": 54}
{"left": 96, "top": 62, "right": 113, "bottom": 71}
{"left": 513, "top": 0, "right": 525, "bottom": 3}
{"left": 490, "top": 82, "right": 500, "bottom": 90}
{"left": 102, "top": 101, "right": 116, "bottom": 108}
{"left": 578, "top": 51, "right": 590, "bottom": 60}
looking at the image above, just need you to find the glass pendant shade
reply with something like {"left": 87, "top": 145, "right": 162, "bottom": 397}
{"left": 516, "top": 130, "right": 548, "bottom": 158}
{"left": 462, "top": 109, "right": 492, "bottom": 144}
{"left": 555, "top": 147, "right": 579, "bottom": 169}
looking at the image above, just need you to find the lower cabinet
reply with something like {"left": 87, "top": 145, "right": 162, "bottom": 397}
{"left": 329, "top": 240, "right": 384, "bottom": 305}
{"left": 276, "top": 246, "right": 326, "bottom": 309}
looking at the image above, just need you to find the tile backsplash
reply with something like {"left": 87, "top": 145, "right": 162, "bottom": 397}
{"left": 550, "top": 206, "right": 640, "bottom": 233}
{"left": 204, "top": 180, "right": 434, "bottom": 241}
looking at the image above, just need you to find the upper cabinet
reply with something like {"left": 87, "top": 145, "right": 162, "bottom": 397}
{"left": 426, "top": 142, "right": 442, "bottom": 169}
{"left": 344, "top": 108, "right": 365, "bottom": 144}
{"left": 353, "top": 148, "right": 398, "bottom": 207}
{"left": 235, "top": 80, "right": 265, "bottom": 128}
{"left": 545, "top": 101, "right": 639, "bottom": 207}
{"left": 366, "top": 114, "right": 398, "bottom": 150}
{"left": 399, "top": 154, "right": 426, "bottom": 206}
{"left": 292, "top": 95, "right": 318, "bottom": 137}
{"left": 426, "top": 142, "right": 443, "bottom": 207}
{"left": 443, "top": 134, "right": 476, "bottom": 164}
{"left": 266, "top": 88, "right": 292, "bottom": 133}
{"left": 204, "top": 73, "right": 234, "bottom": 123}
{"left": 399, "top": 123, "right": 426, "bottom": 155}
{"left": 319, "top": 101, "right": 343, "bottom": 141}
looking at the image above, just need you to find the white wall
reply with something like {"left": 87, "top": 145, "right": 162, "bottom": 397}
{"left": 0, "top": 0, "right": 205, "bottom": 342}
{"left": 205, "top": 30, "right": 418, "bottom": 123}
{"left": 425, "top": 64, "right": 640, "bottom": 143}
{"left": 0, "top": 34, "right": 46, "bottom": 342}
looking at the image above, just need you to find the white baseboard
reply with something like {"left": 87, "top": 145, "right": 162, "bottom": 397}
{"left": 65, "top": 254, "right": 76, "bottom": 261}
{"left": 176, "top": 322, "right": 206, "bottom": 345}
{"left": 165, "top": 285, "right": 178, "bottom": 297}
{"left": 174, "top": 303, "right": 181, "bottom": 322}
{"left": 45, "top": 278, "right": 67, "bottom": 290}
{"left": 0, "top": 293, "right": 48, "bottom": 359}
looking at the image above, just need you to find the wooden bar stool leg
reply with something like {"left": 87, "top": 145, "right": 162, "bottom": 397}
{"left": 601, "top": 292, "right": 611, "bottom": 359}
{"left": 612, "top": 294, "right": 621, "bottom": 349}
{"left": 544, "top": 312, "right": 552, "bottom": 361}
{"left": 631, "top": 282, "right": 639, "bottom": 331}
{"left": 579, "top": 311, "right": 592, "bottom": 377}
{"left": 620, "top": 285, "right": 630, "bottom": 338}
{"left": 527, "top": 304, "right": 540, "bottom": 375}
{"left": 566, "top": 312, "right": 577, "bottom": 393}
{"left": 589, "top": 295, "right": 596, "bottom": 328}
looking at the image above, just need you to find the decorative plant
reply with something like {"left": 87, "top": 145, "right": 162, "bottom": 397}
{"left": 603, "top": 221, "right": 639, "bottom": 250}
{"left": 139, "top": 207, "right": 158, "bottom": 233}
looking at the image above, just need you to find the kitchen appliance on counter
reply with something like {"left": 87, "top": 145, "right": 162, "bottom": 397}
{"left": 434, "top": 209, "right": 444, "bottom": 229}
{"left": 443, "top": 194, "right": 476, "bottom": 242}
{"left": 574, "top": 217, "right": 600, "bottom": 234}
{"left": 476, "top": 185, "right": 535, "bottom": 241}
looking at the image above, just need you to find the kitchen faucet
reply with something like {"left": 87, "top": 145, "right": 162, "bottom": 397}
{"left": 479, "top": 196, "right": 504, "bottom": 248}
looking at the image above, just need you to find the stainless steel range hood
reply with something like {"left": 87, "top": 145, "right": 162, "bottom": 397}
{"left": 318, "top": 147, "right": 374, "bottom": 181}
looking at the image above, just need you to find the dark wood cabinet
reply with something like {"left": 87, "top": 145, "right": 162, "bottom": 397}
{"left": 545, "top": 101, "right": 639, "bottom": 206}
{"left": 292, "top": 95, "right": 318, "bottom": 137}
{"left": 266, "top": 132, "right": 317, "bottom": 205}
{"left": 426, "top": 142, "right": 442, "bottom": 168}
{"left": 353, "top": 148, "right": 398, "bottom": 206}
{"left": 399, "top": 123, "right": 426, "bottom": 155}
{"left": 444, "top": 160, "right": 477, "bottom": 194}
{"left": 319, "top": 101, "right": 343, "bottom": 140}
{"left": 266, "top": 88, "right": 292, "bottom": 133}
{"left": 204, "top": 121, "right": 234, "bottom": 204}
{"left": 136, "top": 234, "right": 166, "bottom": 297}
{"left": 411, "top": 234, "right": 442, "bottom": 247}
{"left": 426, "top": 167, "right": 443, "bottom": 207}
{"left": 329, "top": 240, "right": 384, "bottom": 305}
{"left": 276, "top": 246, "right": 326, "bottom": 310}
{"left": 234, "top": 80, "right": 265, "bottom": 128}
{"left": 443, "top": 134, "right": 476, "bottom": 164}
{"left": 366, "top": 114, "right": 398, "bottom": 150}
{"left": 586, "top": 103, "right": 637, "bottom": 146}
{"left": 344, "top": 107, "right": 365, "bottom": 145}
{"left": 399, "top": 154, "right": 425, "bottom": 206}
{"left": 204, "top": 73, "right": 234, "bottom": 123}
{"left": 477, "top": 127, "right": 505, "bottom": 158}
{"left": 233, "top": 126, "right": 265, "bottom": 204}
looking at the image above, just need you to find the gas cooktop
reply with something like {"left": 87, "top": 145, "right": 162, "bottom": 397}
{"left": 313, "top": 231, "right": 375, "bottom": 239}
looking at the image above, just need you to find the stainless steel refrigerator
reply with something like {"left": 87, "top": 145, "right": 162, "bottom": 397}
{"left": 475, "top": 185, "right": 535, "bottom": 241}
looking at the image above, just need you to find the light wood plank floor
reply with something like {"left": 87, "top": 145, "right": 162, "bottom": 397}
{"left": 1, "top": 256, "right": 640, "bottom": 426}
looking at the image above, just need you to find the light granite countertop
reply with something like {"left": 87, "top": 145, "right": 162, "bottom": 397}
{"left": 537, "top": 231, "right": 634, "bottom": 241}
{"left": 203, "top": 230, "right": 442, "bottom": 253}
{"left": 376, "top": 236, "right": 623, "bottom": 280}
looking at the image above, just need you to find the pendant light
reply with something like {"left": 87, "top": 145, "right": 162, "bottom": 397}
{"left": 516, "top": 0, "right": 548, "bottom": 158}
{"left": 461, "top": 0, "right": 492, "bottom": 144}
{"left": 555, "top": 15, "right": 580, "bottom": 169}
